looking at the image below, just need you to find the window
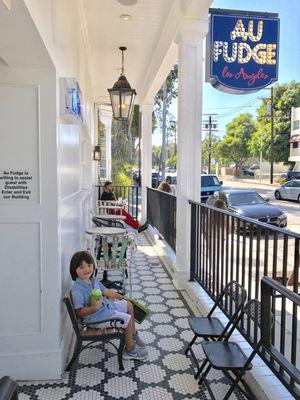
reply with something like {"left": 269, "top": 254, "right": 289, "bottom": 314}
{"left": 228, "top": 192, "right": 265, "bottom": 205}
{"left": 285, "top": 181, "right": 294, "bottom": 188}
{"left": 292, "top": 142, "right": 298, "bottom": 149}
{"left": 293, "top": 120, "right": 300, "bottom": 130}
{"left": 201, "top": 175, "right": 221, "bottom": 187}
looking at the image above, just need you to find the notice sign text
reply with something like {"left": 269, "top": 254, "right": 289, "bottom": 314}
{"left": 0, "top": 169, "right": 37, "bottom": 202}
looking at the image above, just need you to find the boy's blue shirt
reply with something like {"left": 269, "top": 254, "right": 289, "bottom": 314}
{"left": 71, "top": 277, "right": 118, "bottom": 323}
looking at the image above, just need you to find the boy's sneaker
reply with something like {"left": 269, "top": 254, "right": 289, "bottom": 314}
{"left": 133, "top": 331, "right": 146, "bottom": 348}
{"left": 123, "top": 344, "right": 148, "bottom": 360}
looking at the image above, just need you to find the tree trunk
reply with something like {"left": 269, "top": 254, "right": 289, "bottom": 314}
{"left": 161, "top": 81, "right": 167, "bottom": 180}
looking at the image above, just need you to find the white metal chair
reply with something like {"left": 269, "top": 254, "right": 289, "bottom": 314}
{"left": 95, "top": 234, "right": 136, "bottom": 296}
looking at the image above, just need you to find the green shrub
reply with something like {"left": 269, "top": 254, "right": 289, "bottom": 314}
{"left": 111, "top": 171, "right": 133, "bottom": 198}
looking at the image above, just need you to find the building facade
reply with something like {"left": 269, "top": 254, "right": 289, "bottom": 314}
{"left": 289, "top": 106, "right": 300, "bottom": 169}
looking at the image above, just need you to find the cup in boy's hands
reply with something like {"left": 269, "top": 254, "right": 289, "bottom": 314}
{"left": 89, "top": 289, "right": 102, "bottom": 305}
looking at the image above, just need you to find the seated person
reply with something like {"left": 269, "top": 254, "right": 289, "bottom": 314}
{"left": 101, "top": 181, "right": 148, "bottom": 233}
{"left": 157, "top": 181, "right": 172, "bottom": 193}
{"left": 70, "top": 251, "right": 147, "bottom": 360}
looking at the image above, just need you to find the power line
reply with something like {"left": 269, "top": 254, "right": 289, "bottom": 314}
{"left": 216, "top": 98, "right": 261, "bottom": 120}
{"left": 204, "top": 97, "right": 262, "bottom": 114}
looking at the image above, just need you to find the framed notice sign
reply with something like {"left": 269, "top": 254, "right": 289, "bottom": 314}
{"left": 0, "top": 169, "right": 38, "bottom": 203}
{"left": 207, "top": 9, "right": 280, "bottom": 94}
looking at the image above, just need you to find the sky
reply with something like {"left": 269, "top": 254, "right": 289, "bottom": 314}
{"left": 152, "top": 0, "right": 300, "bottom": 145}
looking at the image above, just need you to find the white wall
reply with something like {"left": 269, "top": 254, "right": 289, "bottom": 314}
{"left": 0, "top": 65, "right": 62, "bottom": 379}
{"left": 0, "top": 0, "right": 94, "bottom": 379}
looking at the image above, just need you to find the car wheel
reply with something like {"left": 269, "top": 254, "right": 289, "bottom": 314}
{"left": 275, "top": 191, "right": 281, "bottom": 200}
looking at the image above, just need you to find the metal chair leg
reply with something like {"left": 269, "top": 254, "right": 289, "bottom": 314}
{"left": 66, "top": 340, "right": 82, "bottom": 371}
{"left": 222, "top": 372, "right": 246, "bottom": 400}
{"left": 198, "top": 364, "right": 212, "bottom": 385}
{"left": 195, "top": 359, "right": 208, "bottom": 379}
{"left": 118, "top": 336, "right": 125, "bottom": 370}
{"left": 184, "top": 334, "right": 197, "bottom": 355}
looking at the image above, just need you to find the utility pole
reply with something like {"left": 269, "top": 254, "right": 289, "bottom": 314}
{"left": 260, "top": 86, "right": 275, "bottom": 184}
{"left": 270, "top": 86, "right": 274, "bottom": 184}
{"left": 203, "top": 114, "right": 218, "bottom": 174}
{"left": 259, "top": 131, "right": 263, "bottom": 184}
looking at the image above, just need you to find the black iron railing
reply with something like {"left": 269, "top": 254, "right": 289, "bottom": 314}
{"left": 261, "top": 277, "right": 300, "bottom": 398}
{"left": 96, "top": 185, "right": 140, "bottom": 221}
{"left": 189, "top": 201, "right": 300, "bottom": 397}
{"left": 189, "top": 201, "right": 299, "bottom": 299}
{"left": 147, "top": 188, "right": 176, "bottom": 251}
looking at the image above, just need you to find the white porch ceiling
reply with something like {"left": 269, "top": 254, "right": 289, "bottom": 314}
{"left": 82, "top": 0, "right": 175, "bottom": 104}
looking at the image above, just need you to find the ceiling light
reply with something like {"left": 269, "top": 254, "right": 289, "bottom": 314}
{"left": 118, "top": 0, "right": 138, "bottom": 5}
{"left": 120, "top": 14, "right": 132, "bottom": 21}
{"left": 107, "top": 46, "right": 136, "bottom": 121}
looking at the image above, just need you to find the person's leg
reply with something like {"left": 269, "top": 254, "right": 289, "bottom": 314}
{"left": 126, "top": 300, "right": 146, "bottom": 347}
{"left": 114, "top": 300, "right": 146, "bottom": 348}
{"left": 114, "top": 209, "right": 139, "bottom": 230}
{"left": 124, "top": 318, "right": 134, "bottom": 352}
{"left": 126, "top": 299, "right": 136, "bottom": 335}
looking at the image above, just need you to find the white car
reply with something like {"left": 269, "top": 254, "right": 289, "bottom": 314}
{"left": 275, "top": 180, "right": 300, "bottom": 202}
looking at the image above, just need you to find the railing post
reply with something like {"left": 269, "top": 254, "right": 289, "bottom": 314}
{"left": 135, "top": 186, "right": 139, "bottom": 221}
{"left": 190, "top": 202, "right": 196, "bottom": 281}
{"left": 261, "top": 278, "right": 272, "bottom": 347}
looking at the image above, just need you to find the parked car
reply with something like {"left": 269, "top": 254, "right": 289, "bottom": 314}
{"left": 165, "top": 173, "right": 177, "bottom": 192}
{"left": 166, "top": 173, "right": 177, "bottom": 183}
{"left": 275, "top": 180, "right": 300, "bottom": 202}
{"left": 152, "top": 171, "right": 161, "bottom": 188}
{"left": 242, "top": 168, "right": 255, "bottom": 176}
{"left": 286, "top": 171, "right": 300, "bottom": 182}
{"left": 201, "top": 174, "right": 223, "bottom": 201}
{"left": 249, "top": 163, "right": 260, "bottom": 170}
{"left": 207, "top": 190, "right": 287, "bottom": 228}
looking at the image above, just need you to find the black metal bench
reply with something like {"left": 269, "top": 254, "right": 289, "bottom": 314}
{"left": 0, "top": 376, "right": 18, "bottom": 400}
{"left": 63, "top": 293, "right": 125, "bottom": 372}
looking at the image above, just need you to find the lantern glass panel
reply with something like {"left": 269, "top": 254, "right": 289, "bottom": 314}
{"left": 109, "top": 90, "right": 122, "bottom": 119}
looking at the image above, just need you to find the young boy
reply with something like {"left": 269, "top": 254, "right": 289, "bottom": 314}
{"left": 70, "top": 251, "right": 147, "bottom": 360}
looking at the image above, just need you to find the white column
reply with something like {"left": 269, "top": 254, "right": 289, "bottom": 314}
{"left": 141, "top": 104, "right": 153, "bottom": 221}
{"left": 99, "top": 108, "right": 112, "bottom": 180}
{"left": 174, "top": 19, "right": 208, "bottom": 288}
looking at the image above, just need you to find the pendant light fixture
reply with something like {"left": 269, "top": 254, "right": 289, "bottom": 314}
{"left": 93, "top": 145, "right": 101, "bottom": 161}
{"left": 108, "top": 46, "right": 136, "bottom": 121}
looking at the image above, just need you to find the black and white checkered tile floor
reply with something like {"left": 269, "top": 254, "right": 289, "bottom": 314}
{"left": 19, "top": 233, "right": 246, "bottom": 400}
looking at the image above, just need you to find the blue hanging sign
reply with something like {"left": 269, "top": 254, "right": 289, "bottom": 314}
{"left": 71, "top": 87, "right": 81, "bottom": 118}
{"left": 208, "top": 9, "right": 280, "bottom": 94}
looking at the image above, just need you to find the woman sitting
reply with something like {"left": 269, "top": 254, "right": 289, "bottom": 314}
{"left": 157, "top": 181, "right": 172, "bottom": 193}
{"left": 101, "top": 181, "right": 148, "bottom": 233}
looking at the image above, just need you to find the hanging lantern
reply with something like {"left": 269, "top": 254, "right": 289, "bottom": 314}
{"left": 108, "top": 46, "right": 136, "bottom": 121}
{"left": 93, "top": 145, "right": 101, "bottom": 161}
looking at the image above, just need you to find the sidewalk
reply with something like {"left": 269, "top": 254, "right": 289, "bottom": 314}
{"left": 223, "top": 177, "right": 279, "bottom": 187}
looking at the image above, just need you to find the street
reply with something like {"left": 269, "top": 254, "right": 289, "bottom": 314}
{"left": 223, "top": 179, "right": 300, "bottom": 234}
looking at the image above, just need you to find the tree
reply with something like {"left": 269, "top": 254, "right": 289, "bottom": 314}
{"left": 154, "top": 65, "right": 178, "bottom": 175}
{"left": 248, "top": 82, "right": 300, "bottom": 163}
{"left": 217, "top": 113, "right": 256, "bottom": 176}
{"left": 111, "top": 119, "right": 132, "bottom": 183}
{"left": 152, "top": 145, "right": 162, "bottom": 168}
